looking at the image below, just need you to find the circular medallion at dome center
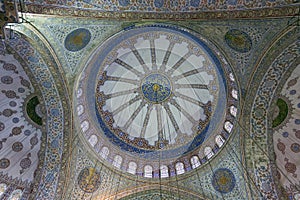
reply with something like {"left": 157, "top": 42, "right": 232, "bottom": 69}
{"left": 141, "top": 73, "right": 171, "bottom": 103}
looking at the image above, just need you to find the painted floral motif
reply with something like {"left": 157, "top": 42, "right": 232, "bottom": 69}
{"left": 64, "top": 28, "right": 91, "bottom": 52}
{"left": 212, "top": 168, "right": 236, "bottom": 194}
{"left": 225, "top": 29, "right": 252, "bottom": 53}
{"left": 78, "top": 167, "right": 101, "bottom": 193}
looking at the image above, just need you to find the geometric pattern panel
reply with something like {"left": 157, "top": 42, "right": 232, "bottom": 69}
{"left": 46, "top": 24, "right": 120, "bottom": 73}
{"left": 23, "top": 0, "right": 296, "bottom": 13}
{"left": 186, "top": 158, "right": 246, "bottom": 199}
{"left": 6, "top": 32, "right": 66, "bottom": 200}
{"left": 0, "top": 53, "right": 42, "bottom": 183}
{"left": 223, "top": 26, "right": 269, "bottom": 75}
{"left": 250, "top": 39, "right": 299, "bottom": 199}
{"left": 212, "top": 168, "right": 236, "bottom": 194}
{"left": 69, "top": 147, "right": 136, "bottom": 200}
{"left": 273, "top": 64, "right": 300, "bottom": 199}
{"left": 0, "top": 0, "right": 18, "bottom": 38}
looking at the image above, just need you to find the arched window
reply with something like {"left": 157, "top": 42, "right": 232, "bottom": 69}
{"left": 215, "top": 135, "right": 225, "bottom": 148}
{"left": 231, "top": 89, "right": 238, "bottom": 100}
{"left": 100, "top": 147, "right": 109, "bottom": 159}
{"left": 229, "top": 73, "right": 235, "bottom": 82}
{"left": 230, "top": 106, "right": 237, "bottom": 117}
{"left": 190, "top": 156, "right": 201, "bottom": 169}
{"left": 175, "top": 162, "right": 185, "bottom": 175}
{"left": 0, "top": 183, "right": 7, "bottom": 197}
{"left": 77, "top": 105, "right": 84, "bottom": 116}
{"left": 8, "top": 189, "right": 22, "bottom": 200}
{"left": 160, "top": 165, "right": 169, "bottom": 178}
{"left": 113, "top": 155, "right": 122, "bottom": 168}
{"left": 224, "top": 121, "right": 233, "bottom": 133}
{"left": 88, "top": 135, "right": 98, "bottom": 147}
{"left": 127, "top": 162, "right": 137, "bottom": 174}
{"left": 77, "top": 88, "right": 83, "bottom": 98}
{"left": 294, "top": 193, "right": 300, "bottom": 200}
{"left": 204, "top": 146, "right": 214, "bottom": 159}
{"left": 144, "top": 165, "right": 153, "bottom": 178}
{"left": 80, "top": 121, "right": 89, "bottom": 132}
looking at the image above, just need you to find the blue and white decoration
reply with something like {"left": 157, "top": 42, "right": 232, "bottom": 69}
{"left": 75, "top": 24, "right": 238, "bottom": 178}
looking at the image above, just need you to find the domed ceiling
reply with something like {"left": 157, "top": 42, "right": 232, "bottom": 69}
{"left": 0, "top": 1, "right": 299, "bottom": 199}
{"left": 75, "top": 24, "right": 239, "bottom": 177}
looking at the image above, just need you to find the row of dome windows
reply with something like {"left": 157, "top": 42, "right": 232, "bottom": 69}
{"left": 97, "top": 134, "right": 227, "bottom": 178}
{"left": 79, "top": 115, "right": 235, "bottom": 177}
{"left": 0, "top": 184, "right": 22, "bottom": 200}
{"left": 77, "top": 73, "right": 238, "bottom": 178}
{"left": 80, "top": 114, "right": 235, "bottom": 178}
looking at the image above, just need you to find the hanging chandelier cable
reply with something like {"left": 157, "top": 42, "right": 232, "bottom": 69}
{"left": 113, "top": 167, "right": 122, "bottom": 200}
{"left": 207, "top": 160, "right": 225, "bottom": 200}
{"left": 174, "top": 169, "right": 181, "bottom": 199}
{"left": 195, "top": 166, "right": 208, "bottom": 200}
{"left": 224, "top": 138, "right": 263, "bottom": 199}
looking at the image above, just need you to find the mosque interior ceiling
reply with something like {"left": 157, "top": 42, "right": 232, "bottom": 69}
{"left": 0, "top": 0, "right": 299, "bottom": 199}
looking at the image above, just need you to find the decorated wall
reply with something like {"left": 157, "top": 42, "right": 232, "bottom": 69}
{"left": 0, "top": 1, "right": 299, "bottom": 200}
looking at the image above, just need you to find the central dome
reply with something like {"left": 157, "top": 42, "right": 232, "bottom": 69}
{"left": 75, "top": 24, "right": 238, "bottom": 177}
{"left": 95, "top": 26, "right": 217, "bottom": 151}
